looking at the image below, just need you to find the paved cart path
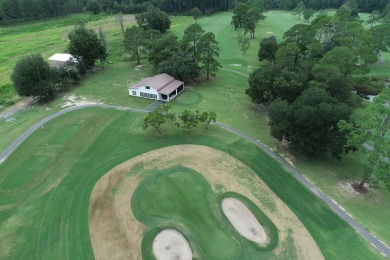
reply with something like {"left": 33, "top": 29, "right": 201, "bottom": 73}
{"left": 1, "top": 104, "right": 389, "bottom": 258}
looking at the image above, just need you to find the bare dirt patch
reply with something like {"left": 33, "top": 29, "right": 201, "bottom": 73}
{"left": 89, "top": 145, "right": 324, "bottom": 260}
{"left": 352, "top": 182, "right": 370, "bottom": 194}
{"left": 60, "top": 95, "right": 100, "bottom": 108}
{"left": 0, "top": 97, "right": 35, "bottom": 119}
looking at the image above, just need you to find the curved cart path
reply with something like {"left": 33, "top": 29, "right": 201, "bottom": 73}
{"left": 1, "top": 103, "right": 390, "bottom": 258}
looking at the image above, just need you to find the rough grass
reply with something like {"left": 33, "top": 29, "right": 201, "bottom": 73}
{"left": 0, "top": 13, "right": 135, "bottom": 105}
{"left": 0, "top": 108, "right": 384, "bottom": 259}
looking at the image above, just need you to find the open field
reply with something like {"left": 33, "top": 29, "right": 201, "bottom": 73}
{"left": 0, "top": 107, "right": 384, "bottom": 259}
{"left": 0, "top": 12, "right": 137, "bottom": 106}
{"left": 1, "top": 10, "right": 390, "bottom": 258}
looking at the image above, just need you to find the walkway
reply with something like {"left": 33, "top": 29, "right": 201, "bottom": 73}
{"left": 1, "top": 104, "right": 390, "bottom": 258}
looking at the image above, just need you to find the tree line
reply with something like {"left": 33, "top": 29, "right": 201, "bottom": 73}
{"left": 143, "top": 104, "right": 217, "bottom": 134}
{"left": 0, "top": 0, "right": 232, "bottom": 24}
{"left": 123, "top": 9, "right": 221, "bottom": 81}
{"left": 2, "top": 0, "right": 389, "bottom": 25}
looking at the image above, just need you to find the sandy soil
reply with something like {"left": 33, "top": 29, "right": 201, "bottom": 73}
{"left": 60, "top": 95, "right": 100, "bottom": 108}
{"left": 89, "top": 145, "right": 324, "bottom": 260}
{"left": 153, "top": 229, "right": 192, "bottom": 260}
{"left": 221, "top": 198, "right": 268, "bottom": 246}
{"left": 0, "top": 97, "right": 35, "bottom": 119}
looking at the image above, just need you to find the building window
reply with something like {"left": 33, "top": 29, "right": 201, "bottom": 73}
{"left": 139, "top": 92, "right": 157, "bottom": 99}
{"left": 145, "top": 86, "right": 150, "bottom": 90}
{"left": 132, "top": 91, "right": 136, "bottom": 96}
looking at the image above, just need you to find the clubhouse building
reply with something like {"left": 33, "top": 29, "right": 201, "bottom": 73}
{"left": 128, "top": 73, "right": 184, "bottom": 102}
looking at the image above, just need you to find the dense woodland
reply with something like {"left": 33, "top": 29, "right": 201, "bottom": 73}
{"left": 0, "top": 0, "right": 389, "bottom": 24}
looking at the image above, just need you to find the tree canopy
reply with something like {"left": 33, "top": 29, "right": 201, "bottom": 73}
{"left": 142, "top": 104, "right": 175, "bottom": 134}
{"left": 1, "top": 0, "right": 389, "bottom": 25}
{"left": 123, "top": 26, "right": 147, "bottom": 65}
{"left": 246, "top": 10, "right": 382, "bottom": 159}
{"left": 11, "top": 54, "right": 55, "bottom": 100}
{"left": 135, "top": 6, "right": 171, "bottom": 33}
{"left": 338, "top": 87, "right": 390, "bottom": 190}
{"left": 148, "top": 34, "right": 179, "bottom": 67}
{"left": 181, "top": 24, "right": 205, "bottom": 62}
{"left": 67, "top": 24, "right": 107, "bottom": 69}
{"left": 198, "top": 32, "right": 222, "bottom": 79}
{"left": 258, "top": 36, "right": 278, "bottom": 63}
{"left": 158, "top": 51, "right": 200, "bottom": 82}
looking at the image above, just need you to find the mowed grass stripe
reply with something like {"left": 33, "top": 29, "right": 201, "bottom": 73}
{"left": 0, "top": 108, "right": 384, "bottom": 259}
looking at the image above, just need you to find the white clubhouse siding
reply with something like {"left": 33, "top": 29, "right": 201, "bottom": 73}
{"left": 128, "top": 84, "right": 159, "bottom": 100}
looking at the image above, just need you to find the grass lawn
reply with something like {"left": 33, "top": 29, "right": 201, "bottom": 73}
{"left": 1, "top": 10, "right": 390, "bottom": 258}
{"left": 0, "top": 107, "right": 384, "bottom": 259}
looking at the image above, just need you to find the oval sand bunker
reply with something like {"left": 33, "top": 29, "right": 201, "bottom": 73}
{"left": 222, "top": 197, "right": 268, "bottom": 246}
{"left": 153, "top": 229, "right": 192, "bottom": 260}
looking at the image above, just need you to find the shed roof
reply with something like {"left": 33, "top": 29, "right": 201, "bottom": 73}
{"left": 48, "top": 53, "right": 76, "bottom": 62}
{"left": 159, "top": 80, "right": 183, "bottom": 95}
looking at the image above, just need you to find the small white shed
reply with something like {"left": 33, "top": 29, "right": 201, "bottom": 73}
{"left": 48, "top": 53, "right": 77, "bottom": 68}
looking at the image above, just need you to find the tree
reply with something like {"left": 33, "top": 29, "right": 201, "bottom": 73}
{"left": 198, "top": 32, "right": 222, "bottom": 79}
{"left": 246, "top": 65, "right": 281, "bottom": 104}
{"left": 276, "top": 42, "right": 301, "bottom": 69}
{"left": 51, "top": 64, "right": 81, "bottom": 91}
{"left": 198, "top": 111, "right": 217, "bottom": 129}
{"left": 135, "top": 6, "right": 171, "bottom": 33}
{"left": 283, "top": 24, "right": 316, "bottom": 53}
{"left": 367, "top": 10, "right": 380, "bottom": 28}
{"left": 142, "top": 104, "right": 176, "bottom": 134}
{"left": 238, "top": 34, "right": 250, "bottom": 54}
{"left": 115, "top": 12, "right": 125, "bottom": 38}
{"left": 181, "top": 24, "right": 205, "bottom": 61}
{"left": 269, "top": 88, "right": 353, "bottom": 159}
{"left": 243, "top": 11, "right": 257, "bottom": 38}
{"left": 338, "top": 87, "right": 390, "bottom": 191}
{"left": 190, "top": 7, "right": 202, "bottom": 24}
{"left": 98, "top": 27, "right": 108, "bottom": 56}
{"left": 148, "top": 34, "right": 179, "bottom": 67}
{"left": 11, "top": 54, "right": 55, "bottom": 100}
{"left": 370, "top": 24, "right": 390, "bottom": 55}
{"left": 258, "top": 36, "right": 278, "bottom": 63}
{"left": 158, "top": 51, "right": 200, "bottom": 82}
{"left": 124, "top": 26, "right": 147, "bottom": 65}
{"left": 343, "top": 0, "right": 359, "bottom": 17}
{"left": 86, "top": 0, "right": 101, "bottom": 14}
{"left": 68, "top": 24, "right": 107, "bottom": 69}
{"left": 303, "top": 8, "right": 315, "bottom": 22}
{"left": 232, "top": 2, "right": 250, "bottom": 28}
{"left": 177, "top": 109, "right": 199, "bottom": 131}
{"left": 293, "top": 1, "right": 306, "bottom": 19}
{"left": 310, "top": 46, "right": 356, "bottom": 101}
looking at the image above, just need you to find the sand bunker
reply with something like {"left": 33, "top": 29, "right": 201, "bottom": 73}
{"left": 153, "top": 229, "right": 192, "bottom": 260}
{"left": 89, "top": 145, "right": 323, "bottom": 260}
{"left": 222, "top": 198, "right": 268, "bottom": 246}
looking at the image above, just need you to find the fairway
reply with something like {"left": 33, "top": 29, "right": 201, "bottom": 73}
{"left": 1, "top": 9, "right": 390, "bottom": 260}
{"left": 0, "top": 108, "right": 384, "bottom": 259}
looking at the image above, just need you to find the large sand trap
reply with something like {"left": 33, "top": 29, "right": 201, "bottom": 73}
{"left": 89, "top": 145, "right": 324, "bottom": 260}
{"left": 222, "top": 197, "right": 268, "bottom": 246}
{"left": 153, "top": 229, "right": 192, "bottom": 260}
